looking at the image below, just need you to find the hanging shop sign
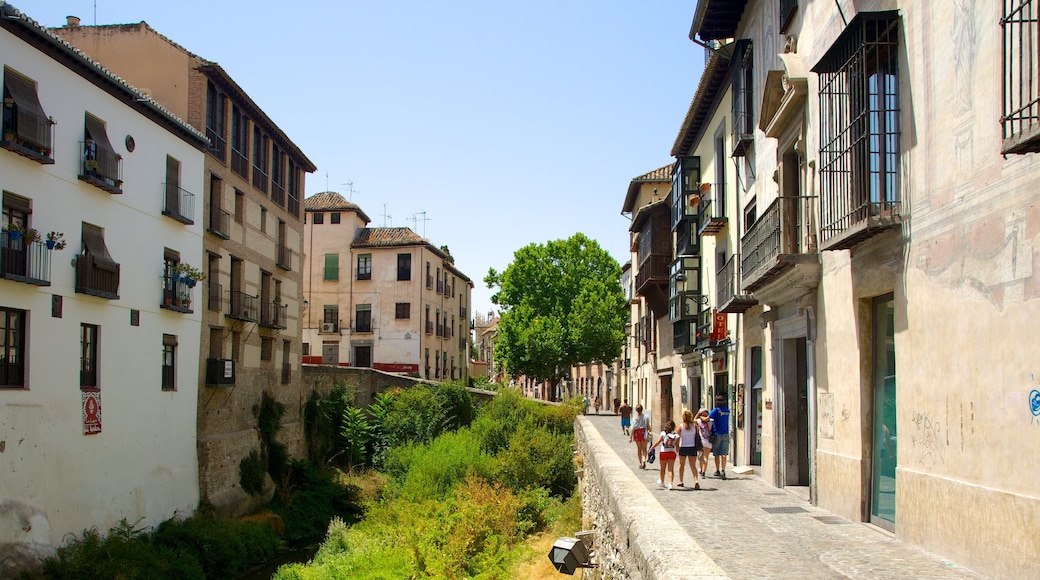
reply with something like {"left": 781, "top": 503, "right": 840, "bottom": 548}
{"left": 711, "top": 309, "right": 727, "bottom": 341}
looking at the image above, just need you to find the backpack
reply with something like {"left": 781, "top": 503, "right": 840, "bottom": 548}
{"left": 662, "top": 433, "right": 677, "bottom": 449}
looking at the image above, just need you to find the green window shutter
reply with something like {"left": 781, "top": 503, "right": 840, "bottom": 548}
{"left": 324, "top": 253, "right": 339, "bottom": 280}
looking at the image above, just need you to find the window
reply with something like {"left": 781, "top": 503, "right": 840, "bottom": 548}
{"left": 261, "top": 336, "right": 273, "bottom": 361}
{"left": 426, "top": 261, "right": 432, "bottom": 288}
{"left": 814, "top": 11, "right": 900, "bottom": 246}
{"left": 205, "top": 81, "right": 226, "bottom": 160}
{"left": 397, "top": 253, "right": 411, "bottom": 281}
{"left": 355, "top": 304, "right": 372, "bottom": 333}
{"left": 80, "top": 323, "right": 99, "bottom": 389}
{"left": 324, "top": 253, "right": 338, "bottom": 281}
{"left": 395, "top": 302, "right": 410, "bottom": 319}
{"left": 0, "top": 307, "right": 25, "bottom": 388}
{"left": 162, "top": 334, "right": 177, "bottom": 391}
{"left": 355, "top": 345, "right": 372, "bottom": 368}
{"left": 1002, "top": 1, "right": 1040, "bottom": 153}
{"left": 252, "top": 126, "right": 268, "bottom": 193}
{"left": 330, "top": 212, "right": 341, "bottom": 224}
{"left": 228, "top": 188, "right": 241, "bottom": 225}
{"left": 82, "top": 114, "right": 121, "bottom": 190}
{"left": 287, "top": 159, "right": 301, "bottom": 218}
{"left": 164, "top": 156, "right": 189, "bottom": 222}
{"left": 312, "top": 212, "right": 324, "bottom": 224}
{"left": 281, "top": 340, "right": 291, "bottom": 384}
{"left": 77, "top": 223, "right": 120, "bottom": 299}
{"left": 2, "top": 67, "right": 53, "bottom": 162}
{"left": 323, "top": 305, "right": 338, "bottom": 328}
{"left": 260, "top": 206, "right": 267, "bottom": 233}
{"left": 271, "top": 145, "right": 285, "bottom": 205}
{"left": 230, "top": 104, "right": 248, "bottom": 177}
{"left": 731, "top": 40, "right": 754, "bottom": 157}
{"left": 357, "top": 254, "right": 372, "bottom": 280}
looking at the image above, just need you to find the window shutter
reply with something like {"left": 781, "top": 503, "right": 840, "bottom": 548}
{"left": 82, "top": 223, "right": 118, "bottom": 272}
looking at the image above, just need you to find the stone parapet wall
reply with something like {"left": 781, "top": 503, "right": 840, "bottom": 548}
{"left": 574, "top": 417, "right": 726, "bottom": 580}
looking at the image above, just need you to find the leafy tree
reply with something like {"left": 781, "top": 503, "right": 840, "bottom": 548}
{"left": 485, "top": 233, "right": 626, "bottom": 400}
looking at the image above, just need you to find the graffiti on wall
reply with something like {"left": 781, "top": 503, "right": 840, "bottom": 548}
{"left": 910, "top": 409, "right": 946, "bottom": 466}
{"left": 820, "top": 393, "right": 834, "bottom": 439}
{"left": 1030, "top": 389, "right": 1040, "bottom": 426}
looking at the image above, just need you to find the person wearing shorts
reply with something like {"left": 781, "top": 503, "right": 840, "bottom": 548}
{"left": 629, "top": 404, "right": 649, "bottom": 468}
{"left": 709, "top": 395, "right": 732, "bottom": 479}
{"left": 676, "top": 409, "right": 702, "bottom": 490}
{"left": 648, "top": 420, "right": 679, "bottom": 490}
{"left": 619, "top": 400, "right": 632, "bottom": 435}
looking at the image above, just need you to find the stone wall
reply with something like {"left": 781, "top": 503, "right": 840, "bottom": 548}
{"left": 573, "top": 416, "right": 725, "bottom": 580}
{"left": 301, "top": 365, "right": 495, "bottom": 405}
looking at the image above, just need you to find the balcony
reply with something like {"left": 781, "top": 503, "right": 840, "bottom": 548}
{"left": 205, "top": 357, "right": 235, "bottom": 387}
{"left": 426, "top": 320, "right": 434, "bottom": 334}
{"left": 230, "top": 147, "right": 248, "bottom": 178}
{"left": 162, "top": 182, "right": 196, "bottom": 225}
{"left": 1, "top": 112, "right": 54, "bottom": 164}
{"left": 260, "top": 301, "right": 287, "bottom": 329}
{"left": 271, "top": 180, "right": 286, "bottom": 207}
{"left": 698, "top": 190, "right": 727, "bottom": 235}
{"left": 426, "top": 274, "right": 433, "bottom": 289}
{"left": 288, "top": 190, "right": 300, "bottom": 218}
{"left": 205, "top": 128, "right": 226, "bottom": 162}
{"left": 159, "top": 275, "right": 195, "bottom": 313}
{"left": 0, "top": 230, "right": 51, "bottom": 286}
{"left": 78, "top": 146, "right": 122, "bottom": 194}
{"left": 252, "top": 165, "right": 268, "bottom": 194}
{"left": 635, "top": 254, "right": 669, "bottom": 295}
{"left": 717, "top": 254, "right": 757, "bottom": 314}
{"left": 208, "top": 206, "right": 231, "bottom": 239}
{"left": 276, "top": 245, "right": 292, "bottom": 271}
{"left": 226, "top": 289, "right": 259, "bottom": 321}
{"left": 75, "top": 254, "right": 120, "bottom": 299}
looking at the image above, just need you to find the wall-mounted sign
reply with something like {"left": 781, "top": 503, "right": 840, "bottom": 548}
{"left": 82, "top": 389, "right": 102, "bottom": 435}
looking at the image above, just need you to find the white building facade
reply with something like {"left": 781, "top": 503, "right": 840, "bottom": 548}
{"left": 1, "top": 2, "right": 207, "bottom": 553}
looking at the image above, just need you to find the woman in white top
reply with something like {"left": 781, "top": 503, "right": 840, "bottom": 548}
{"left": 629, "top": 404, "right": 650, "bottom": 469}
{"left": 695, "top": 408, "right": 714, "bottom": 478}
{"left": 676, "top": 409, "right": 702, "bottom": 490}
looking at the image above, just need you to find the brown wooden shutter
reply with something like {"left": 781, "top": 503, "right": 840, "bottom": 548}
{"left": 82, "top": 223, "right": 118, "bottom": 272}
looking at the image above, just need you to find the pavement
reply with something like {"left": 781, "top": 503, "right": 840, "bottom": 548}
{"left": 581, "top": 413, "right": 987, "bottom": 580}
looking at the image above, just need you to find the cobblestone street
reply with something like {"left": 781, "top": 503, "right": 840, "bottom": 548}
{"left": 581, "top": 414, "right": 986, "bottom": 579}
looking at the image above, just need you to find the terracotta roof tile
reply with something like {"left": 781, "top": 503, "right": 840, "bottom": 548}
{"left": 304, "top": 192, "right": 371, "bottom": 223}
{"left": 622, "top": 163, "right": 674, "bottom": 213}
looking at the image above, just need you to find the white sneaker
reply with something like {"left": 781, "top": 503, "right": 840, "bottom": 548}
{"left": 666, "top": 482, "right": 672, "bottom": 490}
{"left": 657, "top": 479, "right": 664, "bottom": 488}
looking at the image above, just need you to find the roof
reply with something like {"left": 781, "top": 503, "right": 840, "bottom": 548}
{"left": 351, "top": 227, "right": 473, "bottom": 283}
{"left": 621, "top": 163, "right": 674, "bottom": 214}
{"left": 671, "top": 50, "right": 731, "bottom": 157}
{"left": 0, "top": 3, "right": 208, "bottom": 148}
{"left": 304, "top": 191, "right": 371, "bottom": 223}
{"left": 50, "top": 19, "right": 316, "bottom": 171}
{"left": 630, "top": 196, "right": 669, "bottom": 232}
{"left": 691, "top": 0, "right": 749, "bottom": 42}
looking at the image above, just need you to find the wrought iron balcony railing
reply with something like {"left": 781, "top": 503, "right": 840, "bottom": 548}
{"left": 208, "top": 206, "right": 231, "bottom": 239}
{"left": 227, "top": 289, "right": 259, "bottom": 321}
{"left": 79, "top": 144, "right": 122, "bottom": 194}
{"left": 162, "top": 182, "right": 196, "bottom": 225}
{"left": 260, "top": 301, "right": 287, "bottom": 329}
{"left": 717, "top": 254, "right": 757, "bottom": 314}
{"left": 75, "top": 253, "right": 120, "bottom": 299}
{"left": 206, "top": 127, "right": 226, "bottom": 161}
{"left": 277, "top": 245, "right": 292, "bottom": 271}
{"left": 1, "top": 109, "right": 54, "bottom": 164}
{"left": 0, "top": 230, "right": 51, "bottom": 285}
{"left": 159, "top": 274, "right": 194, "bottom": 313}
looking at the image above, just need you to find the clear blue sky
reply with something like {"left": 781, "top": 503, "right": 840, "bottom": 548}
{"left": 28, "top": 1, "right": 704, "bottom": 317}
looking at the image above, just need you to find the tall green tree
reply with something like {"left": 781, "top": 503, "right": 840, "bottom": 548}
{"left": 485, "top": 233, "right": 626, "bottom": 400}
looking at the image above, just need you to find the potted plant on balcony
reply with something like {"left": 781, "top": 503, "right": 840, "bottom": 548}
{"left": 45, "top": 231, "right": 66, "bottom": 250}
{"left": 8, "top": 224, "right": 40, "bottom": 245}
{"left": 173, "top": 263, "right": 206, "bottom": 287}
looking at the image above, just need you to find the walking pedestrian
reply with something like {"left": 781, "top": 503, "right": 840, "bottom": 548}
{"left": 648, "top": 420, "right": 679, "bottom": 490}
{"left": 695, "top": 408, "right": 713, "bottom": 477}
{"left": 629, "top": 404, "right": 649, "bottom": 469}
{"left": 594, "top": 396, "right": 602, "bottom": 415}
{"left": 583, "top": 396, "right": 590, "bottom": 415}
{"left": 619, "top": 400, "right": 632, "bottom": 435}
{"left": 612, "top": 397, "right": 621, "bottom": 414}
{"left": 709, "top": 395, "right": 731, "bottom": 479}
{"left": 676, "top": 409, "right": 702, "bottom": 490}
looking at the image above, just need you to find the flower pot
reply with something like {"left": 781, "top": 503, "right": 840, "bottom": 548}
{"left": 185, "top": 278, "right": 197, "bottom": 288}
{"left": 8, "top": 229, "right": 22, "bottom": 242}
{"left": 171, "top": 272, "right": 181, "bottom": 283}
{"left": 45, "top": 239, "right": 55, "bottom": 250}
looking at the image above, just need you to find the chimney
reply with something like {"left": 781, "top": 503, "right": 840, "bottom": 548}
{"left": 66, "top": 15, "right": 81, "bottom": 27}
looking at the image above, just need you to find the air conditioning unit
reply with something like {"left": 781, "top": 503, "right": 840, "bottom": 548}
{"left": 321, "top": 322, "right": 337, "bottom": 333}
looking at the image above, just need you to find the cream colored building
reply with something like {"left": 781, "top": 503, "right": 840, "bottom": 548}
{"left": 302, "top": 192, "right": 472, "bottom": 382}
{"left": 683, "top": 0, "right": 1040, "bottom": 576}
{"left": 53, "top": 19, "right": 316, "bottom": 517}
{"left": 1, "top": 3, "right": 206, "bottom": 557}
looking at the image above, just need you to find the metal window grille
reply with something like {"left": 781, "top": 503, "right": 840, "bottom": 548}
{"left": 814, "top": 11, "right": 900, "bottom": 245}
{"left": 1002, "top": 0, "right": 1040, "bottom": 153}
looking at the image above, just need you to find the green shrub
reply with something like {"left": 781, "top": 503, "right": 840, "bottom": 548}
{"left": 304, "top": 384, "right": 354, "bottom": 465}
{"left": 240, "top": 449, "right": 266, "bottom": 496}
{"left": 495, "top": 423, "right": 576, "bottom": 498}
{"left": 384, "top": 429, "right": 494, "bottom": 502}
{"left": 339, "top": 406, "right": 370, "bottom": 468}
{"left": 151, "top": 516, "right": 278, "bottom": 578}
{"left": 269, "top": 460, "right": 363, "bottom": 541}
{"left": 435, "top": 380, "right": 476, "bottom": 431}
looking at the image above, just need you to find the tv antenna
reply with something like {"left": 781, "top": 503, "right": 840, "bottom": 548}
{"left": 410, "top": 211, "right": 430, "bottom": 237}
{"left": 380, "top": 204, "right": 392, "bottom": 227}
{"left": 341, "top": 181, "right": 359, "bottom": 202}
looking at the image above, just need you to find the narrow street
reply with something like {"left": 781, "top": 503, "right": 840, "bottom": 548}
{"left": 581, "top": 414, "right": 985, "bottom": 579}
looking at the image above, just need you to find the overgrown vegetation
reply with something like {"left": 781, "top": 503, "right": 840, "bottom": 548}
{"left": 20, "top": 515, "right": 278, "bottom": 580}
{"left": 273, "top": 388, "right": 581, "bottom": 579}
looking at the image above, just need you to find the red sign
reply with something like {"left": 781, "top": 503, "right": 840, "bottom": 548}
{"left": 82, "top": 389, "right": 102, "bottom": 435}
{"left": 711, "top": 309, "right": 727, "bottom": 341}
